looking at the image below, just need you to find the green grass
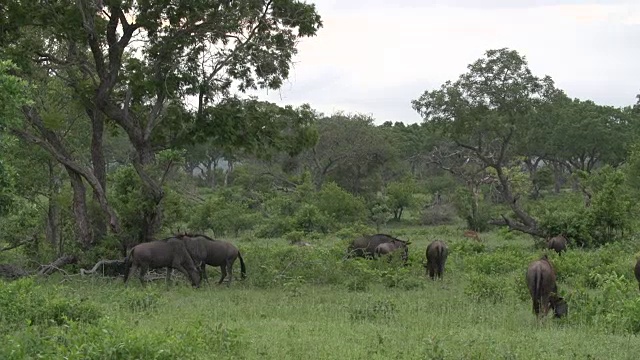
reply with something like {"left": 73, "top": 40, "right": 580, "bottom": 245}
{"left": 2, "top": 224, "right": 640, "bottom": 359}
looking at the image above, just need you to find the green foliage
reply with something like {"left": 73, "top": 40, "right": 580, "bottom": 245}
{"left": 464, "top": 273, "right": 513, "bottom": 304}
{"left": 0, "top": 60, "right": 31, "bottom": 129}
{"left": 110, "top": 165, "right": 157, "bottom": 241}
{"left": 568, "top": 272, "right": 640, "bottom": 334}
{"left": 537, "top": 167, "right": 634, "bottom": 247}
{"left": 315, "top": 182, "right": 367, "bottom": 224}
{"left": 386, "top": 178, "right": 417, "bottom": 220}
{"left": 189, "top": 187, "right": 260, "bottom": 237}
{"left": 452, "top": 187, "right": 492, "bottom": 231}
{"left": 420, "top": 203, "right": 458, "bottom": 226}
{"left": 0, "top": 277, "right": 102, "bottom": 329}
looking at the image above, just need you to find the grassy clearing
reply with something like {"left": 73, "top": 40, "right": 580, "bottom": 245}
{"left": 2, "top": 224, "right": 640, "bottom": 359}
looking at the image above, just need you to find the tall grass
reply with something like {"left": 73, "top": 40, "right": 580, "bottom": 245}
{"left": 2, "top": 225, "right": 640, "bottom": 359}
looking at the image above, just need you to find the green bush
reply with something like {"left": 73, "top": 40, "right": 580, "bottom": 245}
{"left": 464, "top": 250, "right": 529, "bottom": 275}
{"left": 0, "top": 277, "right": 102, "bottom": 329}
{"left": 316, "top": 182, "right": 367, "bottom": 225}
{"left": 464, "top": 273, "right": 512, "bottom": 304}
{"left": 567, "top": 272, "right": 640, "bottom": 334}
{"left": 420, "top": 203, "right": 457, "bottom": 226}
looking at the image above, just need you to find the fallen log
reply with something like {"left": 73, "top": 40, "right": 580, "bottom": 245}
{"left": 80, "top": 259, "right": 126, "bottom": 277}
{"left": 37, "top": 255, "right": 78, "bottom": 276}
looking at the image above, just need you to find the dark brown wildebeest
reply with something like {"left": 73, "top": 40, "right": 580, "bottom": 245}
{"left": 173, "top": 234, "right": 246, "bottom": 285}
{"left": 425, "top": 240, "right": 449, "bottom": 280}
{"left": 634, "top": 258, "right": 640, "bottom": 291}
{"left": 374, "top": 239, "right": 410, "bottom": 264}
{"left": 547, "top": 235, "right": 568, "bottom": 255}
{"left": 346, "top": 234, "right": 409, "bottom": 259}
{"left": 123, "top": 238, "right": 201, "bottom": 288}
{"left": 525, "top": 255, "right": 567, "bottom": 318}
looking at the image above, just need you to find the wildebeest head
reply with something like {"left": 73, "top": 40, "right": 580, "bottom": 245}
{"left": 550, "top": 293, "right": 568, "bottom": 318}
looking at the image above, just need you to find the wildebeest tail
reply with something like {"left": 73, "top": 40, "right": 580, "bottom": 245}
{"left": 533, "top": 269, "right": 542, "bottom": 313}
{"left": 238, "top": 251, "right": 246, "bottom": 279}
{"left": 123, "top": 247, "right": 134, "bottom": 283}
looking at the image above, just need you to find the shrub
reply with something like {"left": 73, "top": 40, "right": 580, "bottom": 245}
{"left": 316, "top": 182, "right": 367, "bottom": 225}
{"left": 420, "top": 203, "right": 457, "bottom": 226}
{"left": 0, "top": 277, "right": 102, "bottom": 329}
{"left": 464, "top": 273, "right": 512, "bottom": 304}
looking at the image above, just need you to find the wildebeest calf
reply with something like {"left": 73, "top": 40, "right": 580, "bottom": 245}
{"left": 346, "top": 234, "right": 408, "bottom": 259}
{"left": 526, "top": 255, "right": 567, "bottom": 318}
{"left": 547, "top": 235, "right": 568, "bottom": 255}
{"left": 425, "top": 240, "right": 449, "bottom": 280}
{"left": 124, "top": 238, "right": 201, "bottom": 288}
{"left": 374, "top": 239, "right": 410, "bottom": 264}
{"left": 174, "top": 234, "right": 246, "bottom": 285}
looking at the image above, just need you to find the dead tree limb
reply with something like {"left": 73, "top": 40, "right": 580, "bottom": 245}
{"left": 37, "top": 255, "right": 78, "bottom": 276}
{"left": 80, "top": 259, "right": 126, "bottom": 276}
{"left": 0, "top": 242, "right": 27, "bottom": 252}
{"left": 489, "top": 214, "right": 544, "bottom": 237}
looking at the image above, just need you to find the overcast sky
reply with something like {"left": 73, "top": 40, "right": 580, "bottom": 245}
{"left": 246, "top": 0, "right": 640, "bottom": 124}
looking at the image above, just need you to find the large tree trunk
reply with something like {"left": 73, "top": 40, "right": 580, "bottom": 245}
{"left": 89, "top": 108, "right": 108, "bottom": 242}
{"left": 491, "top": 165, "right": 543, "bottom": 237}
{"left": 551, "top": 161, "right": 563, "bottom": 194}
{"left": 66, "top": 167, "right": 94, "bottom": 249}
{"left": 131, "top": 141, "right": 165, "bottom": 243}
{"left": 224, "top": 159, "right": 234, "bottom": 187}
{"left": 45, "top": 161, "right": 61, "bottom": 253}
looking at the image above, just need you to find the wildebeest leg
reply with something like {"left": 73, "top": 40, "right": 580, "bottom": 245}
{"left": 532, "top": 298, "right": 539, "bottom": 316}
{"left": 172, "top": 263, "right": 195, "bottom": 285}
{"left": 200, "top": 262, "right": 209, "bottom": 283}
{"left": 165, "top": 267, "right": 173, "bottom": 285}
{"left": 218, "top": 264, "right": 227, "bottom": 285}
{"left": 428, "top": 265, "right": 436, "bottom": 280}
{"left": 125, "top": 263, "right": 138, "bottom": 286}
{"left": 226, "top": 259, "right": 233, "bottom": 286}
{"left": 138, "top": 265, "right": 149, "bottom": 286}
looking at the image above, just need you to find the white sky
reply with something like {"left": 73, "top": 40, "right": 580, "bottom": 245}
{"left": 247, "top": 0, "right": 640, "bottom": 124}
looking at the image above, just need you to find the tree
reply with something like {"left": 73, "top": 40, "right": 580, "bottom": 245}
{"left": 412, "top": 48, "right": 559, "bottom": 236}
{"left": 2, "top": 0, "right": 323, "bottom": 246}
{"left": 303, "top": 112, "right": 393, "bottom": 193}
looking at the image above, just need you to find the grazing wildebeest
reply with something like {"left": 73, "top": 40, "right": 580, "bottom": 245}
{"left": 346, "top": 234, "right": 409, "bottom": 259}
{"left": 374, "top": 239, "right": 410, "bottom": 264}
{"left": 425, "top": 240, "right": 449, "bottom": 280}
{"left": 635, "top": 258, "right": 640, "bottom": 291}
{"left": 173, "top": 234, "right": 246, "bottom": 285}
{"left": 547, "top": 235, "right": 568, "bottom": 255}
{"left": 123, "top": 238, "right": 201, "bottom": 288}
{"left": 526, "top": 255, "right": 567, "bottom": 318}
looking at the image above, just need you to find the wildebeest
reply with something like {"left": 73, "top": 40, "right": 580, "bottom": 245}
{"left": 346, "top": 234, "right": 410, "bottom": 259}
{"left": 525, "top": 255, "right": 567, "bottom": 318}
{"left": 123, "top": 238, "right": 201, "bottom": 287}
{"left": 425, "top": 240, "right": 449, "bottom": 280}
{"left": 374, "top": 240, "right": 410, "bottom": 264}
{"left": 547, "top": 235, "right": 568, "bottom": 255}
{"left": 173, "top": 234, "right": 246, "bottom": 285}
{"left": 635, "top": 258, "right": 640, "bottom": 291}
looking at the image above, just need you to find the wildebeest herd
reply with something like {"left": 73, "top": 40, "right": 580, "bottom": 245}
{"left": 123, "top": 231, "right": 640, "bottom": 320}
{"left": 124, "top": 234, "right": 245, "bottom": 288}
